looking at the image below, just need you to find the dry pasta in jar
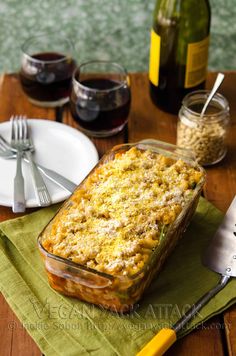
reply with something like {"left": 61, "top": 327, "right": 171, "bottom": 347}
{"left": 177, "top": 90, "right": 230, "bottom": 166}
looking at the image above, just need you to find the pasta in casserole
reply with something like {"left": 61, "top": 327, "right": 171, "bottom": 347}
{"left": 38, "top": 142, "right": 205, "bottom": 311}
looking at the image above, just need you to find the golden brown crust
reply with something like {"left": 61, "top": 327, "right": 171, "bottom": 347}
{"left": 42, "top": 147, "right": 203, "bottom": 276}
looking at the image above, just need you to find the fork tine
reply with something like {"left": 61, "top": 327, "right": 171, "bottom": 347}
{"left": 23, "top": 116, "right": 34, "bottom": 148}
{"left": 17, "top": 118, "right": 20, "bottom": 141}
{"left": 16, "top": 117, "right": 20, "bottom": 141}
{"left": 11, "top": 115, "right": 32, "bottom": 149}
{"left": 11, "top": 115, "right": 23, "bottom": 143}
{"left": 22, "top": 116, "right": 28, "bottom": 142}
{"left": 19, "top": 116, "right": 23, "bottom": 141}
{"left": 11, "top": 116, "right": 16, "bottom": 141}
{"left": 18, "top": 116, "right": 24, "bottom": 142}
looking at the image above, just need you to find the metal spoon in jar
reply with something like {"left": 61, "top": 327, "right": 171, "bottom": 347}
{"left": 200, "top": 72, "right": 225, "bottom": 118}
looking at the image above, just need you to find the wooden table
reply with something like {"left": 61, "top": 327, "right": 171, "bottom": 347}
{"left": 0, "top": 72, "right": 235, "bottom": 356}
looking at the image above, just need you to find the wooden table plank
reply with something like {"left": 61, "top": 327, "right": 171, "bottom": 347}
{"left": 0, "top": 73, "right": 52, "bottom": 356}
{"left": 203, "top": 71, "right": 236, "bottom": 212}
{"left": 0, "top": 74, "right": 55, "bottom": 122}
{"left": 0, "top": 294, "right": 14, "bottom": 356}
{"left": 224, "top": 305, "right": 236, "bottom": 356}
{"left": 128, "top": 72, "right": 228, "bottom": 355}
{"left": 0, "top": 72, "right": 235, "bottom": 356}
{"left": 0, "top": 73, "right": 128, "bottom": 356}
{"left": 166, "top": 317, "right": 225, "bottom": 356}
{"left": 0, "top": 295, "right": 41, "bottom": 356}
{"left": 63, "top": 110, "right": 128, "bottom": 157}
{"left": 203, "top": 72, "right": 236, "bottom": 356}
{"left": 128, "top": 73, "right": 177, "bottom": 144}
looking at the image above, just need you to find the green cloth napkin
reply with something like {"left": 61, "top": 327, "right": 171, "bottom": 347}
{"left": 0, "top": 197, "right": 235, "bottom": 356}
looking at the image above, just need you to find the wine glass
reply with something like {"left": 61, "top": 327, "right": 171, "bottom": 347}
{"left": 70, "top": 60, "right": 131, "bottom": 137}
{"left": 19, "top": 33, "right": 76, "bottom": 107}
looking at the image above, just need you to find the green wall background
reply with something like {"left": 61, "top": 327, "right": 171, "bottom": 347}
{"left": 0, "top": 0, "right": 235, "bottom": 73}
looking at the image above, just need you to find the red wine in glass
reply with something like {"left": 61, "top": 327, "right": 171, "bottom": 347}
{"left": 70, "top": 77, "right": 131, "bottom": 136}
{"left": 20, "top": 52, "right": 76, "bottom": 105}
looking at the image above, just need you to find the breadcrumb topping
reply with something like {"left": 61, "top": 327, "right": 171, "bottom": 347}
{"left": 42, "top": 147, "right": 203, "bottom": 276}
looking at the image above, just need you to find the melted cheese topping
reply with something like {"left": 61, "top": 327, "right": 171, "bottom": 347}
{"left": 42, "top": 147, "right": 203, "bottom": 276}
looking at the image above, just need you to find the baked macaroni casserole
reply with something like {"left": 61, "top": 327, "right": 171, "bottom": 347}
{"left": 42, "top": 147, "right": 203, "bottom": 278}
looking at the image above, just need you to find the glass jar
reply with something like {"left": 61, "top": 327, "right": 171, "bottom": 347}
{"left": 177, "top": 90, "right": 230, "bottom": 166}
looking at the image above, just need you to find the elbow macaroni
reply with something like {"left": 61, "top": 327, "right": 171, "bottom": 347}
{"left": 42, "top": 147, "right": 203, "bottom": 277}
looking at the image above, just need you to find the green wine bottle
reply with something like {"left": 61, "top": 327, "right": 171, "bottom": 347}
{"left": 149, "top": 0, "right": 211, "bottom": 114}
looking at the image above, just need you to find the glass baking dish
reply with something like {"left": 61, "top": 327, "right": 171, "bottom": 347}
{"left": 38, "top": 139, "right": 205, "bottom": 312}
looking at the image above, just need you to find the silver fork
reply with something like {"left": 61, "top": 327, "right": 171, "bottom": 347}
{"left": 0, "top": 134, "right": 77, "bottom": 193}
{"left": 12, "top": 116, "right": 52, "bottom": 210}
{"left": 23, "top": 117, "right": 52, "bottom": 207}
{"left": 11, "top": 116, "right": 26, "bottom": 212}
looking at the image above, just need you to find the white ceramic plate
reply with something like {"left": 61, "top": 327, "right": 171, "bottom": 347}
{"left": 0, "top": 119, "right": 99, "bottom": 208}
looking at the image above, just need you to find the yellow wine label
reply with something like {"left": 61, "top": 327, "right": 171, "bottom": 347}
{"left": 149, "top": 29, "right": 161, "bottom": 86}
{"left": 185, "top": 36, "right": 209, "bottom": 88}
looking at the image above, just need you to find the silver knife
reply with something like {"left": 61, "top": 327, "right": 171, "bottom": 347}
{"left": 33, "top": 162, "right": 77, "bottom": 193}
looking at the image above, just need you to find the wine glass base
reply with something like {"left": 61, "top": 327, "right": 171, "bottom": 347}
{"left": 28, "top": 97, "right": 69, "bottom": 108}
{"left": 76, "top": 121, "right": 127, "bottom": 138}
